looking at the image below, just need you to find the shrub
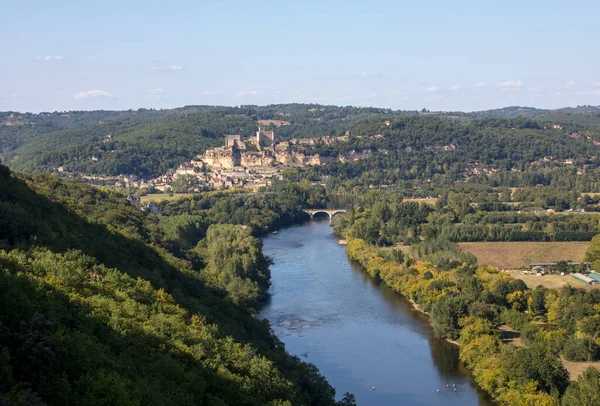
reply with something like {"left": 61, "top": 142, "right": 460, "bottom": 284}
{"left": 562, "top": 337, "right": 600, "bottom": 362}
{"left": 520, "top": 323, "right": 541, "bottom": 346}
{"left": 500, "top": 308, "right": 530, "bottom": 331}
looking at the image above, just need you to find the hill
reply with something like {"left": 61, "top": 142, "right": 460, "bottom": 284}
{"left": 0, "top": 162, "right": 337, "bottom": 405}
{"left": 2, "top": 104, "right": 600, "bottom": 184}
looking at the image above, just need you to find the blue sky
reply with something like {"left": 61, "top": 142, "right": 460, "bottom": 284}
{"left": 2, "top": 0, "right": 599, "bottom": 112}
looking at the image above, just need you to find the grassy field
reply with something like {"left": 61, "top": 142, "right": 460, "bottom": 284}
{"left": 402, "top": 197, "right": 438, "bottom": 206}
{"left": 140, "top": 193, "right": 197, "bottom": 203}
{"left": 499, "top": 325, "right": 523, "bottom": 347}
{"left": 561, "top": 357, "right": 600, "bottom": 380}
{"left": 257, "top": 119, "right": 291, "bottom": 127}
{"left": 509, "top": 272, "right": 599, "bottom": 290}
{"left": 459, "top": 241, "right": 589, "bottom": 269}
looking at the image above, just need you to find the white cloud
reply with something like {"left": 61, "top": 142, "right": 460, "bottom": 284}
{"left": 473, "top": 82, "right": 487, "bottom": 88}
{"left": 151, "top": 65, "right": 184, "bottom": 71}
{"left": 426, "top": 86, "right": 439, "bottom": 92}
{"left": 198, "top": 91, "right": 214, "bottom": 96}
{"left": 593, "top": 82, "right": 600, "bottom": 86}
{"left": 235, "top": 90, "right": 260, "bottom": 97}
{"left": 496, "top": 80, "right": 523, "bottom": 88}
{"left": 72, "top": 90, "right": 113, "bottom": 100}
{"left": 147, "top": 89, "right": 163, "bottom": 99}
{"left": 450, "top": 84, "right": 459, "bottom": 91}
{"left": 359, "top": 72, "right": 385, "bottom": 78}
{"left": 11, "top": 93, "right": 18, "bottom": 98}
{"left": 561, "top": 80, "right": 576, "bottom": 89}
{"left": 35, "top": 55, "right": 64, "bottom": 61}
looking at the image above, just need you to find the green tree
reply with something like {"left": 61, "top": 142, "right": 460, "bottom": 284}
{"left": 530, "top": 286, "right": 547, "bottom": 318}
{"left": 562, "top": 367, "right": 600, "bottom": 406}
{"left": 431, "top": 294, "right": 468, "bottom": 340}
{"left": 562, "top": 337, "right": 600, "bottom": 362}
{"left": 338, "top": 392, "right": 357, "bottom": 406}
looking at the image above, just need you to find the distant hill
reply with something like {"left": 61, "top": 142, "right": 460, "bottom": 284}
{"left": 465, "top": 105, "right": 600, "bottom": 129}
{"left": 2, "top": 104, "right": 600, "bottom": 179}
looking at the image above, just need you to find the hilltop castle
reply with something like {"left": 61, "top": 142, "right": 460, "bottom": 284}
{"left": 197, "top": 126, "right": 332, "bottom": 169}
{"left": 256, "top": 126, "right": 275, "bottom": 148}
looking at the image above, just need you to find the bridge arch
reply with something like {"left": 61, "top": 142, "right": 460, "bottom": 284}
{"left": 302, "top": 209, "right": 347, "bottom": 221}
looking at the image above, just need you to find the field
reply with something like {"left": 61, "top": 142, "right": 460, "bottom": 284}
{"left": 459, "top": 241, "right": 589, "bottom": 269}
{"left": 509, "top": 272, "right": 599, "bottom": 290}
{"left": 257, "top": 119, "right": 291, "bottom": 127}
{"left": 140, "top": 193, "right": 197, "bottom": 203}
{"left": 561, "top": 357, "right": 600, "bottom": 380}
{"left": 402, "top": 197, "right": 438, "bottom": 206}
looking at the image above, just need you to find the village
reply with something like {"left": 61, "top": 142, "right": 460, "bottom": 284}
{"left": 143, "top": 127, "right": 375, "bottom": 192}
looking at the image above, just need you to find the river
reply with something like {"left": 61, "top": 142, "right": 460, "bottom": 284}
{"left": 260, "top": 221, "right": 494, "bottom": 405}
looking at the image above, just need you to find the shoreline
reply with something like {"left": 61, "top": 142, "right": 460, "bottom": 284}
{"left": 405, "top": 298, "right": 462, "bottom": 347}
{"left": 261, "top": 221, "right": 489, "bottom": 404}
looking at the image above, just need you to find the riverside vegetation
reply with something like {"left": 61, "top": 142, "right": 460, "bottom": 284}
{"left": 4, "top": 104, "right": 600, "bottom": 405}
{"left": 0, "top": 162, "right": 348, "bottom": 405}
{"left": 336, "top": 204, "right": 600, "bottom": 406}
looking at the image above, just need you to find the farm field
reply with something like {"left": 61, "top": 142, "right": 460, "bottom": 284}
{"left": 459, "top": 241, "right": 589, "bottom": 269}
{"left": 402, "top": 197, "right": 438, "bottom": 205}
{"left": 508, "top": 272, "right": 599, "bottom": 290}
{"left": 140, "top": 193, "right": 198, "bottom": 203}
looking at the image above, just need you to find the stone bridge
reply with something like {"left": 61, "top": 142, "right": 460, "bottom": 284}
{"left": 303, "top": 209, "right": 347, "bottom": 220}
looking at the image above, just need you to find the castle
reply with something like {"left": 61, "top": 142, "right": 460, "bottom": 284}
{"left": 197, "top": 126, "right": 331, "bottom": 169}
{"left": 256, "top": 126, "right": 275, "bottom": 148}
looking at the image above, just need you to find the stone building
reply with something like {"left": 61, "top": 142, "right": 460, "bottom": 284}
{"left": 256, "top": 126, "right": 275, "bottom": 147}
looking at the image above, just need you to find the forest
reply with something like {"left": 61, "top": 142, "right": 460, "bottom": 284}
{"left": 0, "top": 162, "right": 338, "bottom": 405}
{"left": 2, "top": 104, "right": 600, "bottom": 184}
{"left": 343, "top": 233, "right": 600, "bottom": 405}
{"left": 3, "top": 103, "right": 600, "bottom": 405}
{"left": 331, "top": 187, "right": 600, "bottom": 248}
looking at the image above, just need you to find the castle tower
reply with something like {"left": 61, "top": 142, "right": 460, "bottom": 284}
{"left": 256, "top": 125, "right": 275, "bottom": 147}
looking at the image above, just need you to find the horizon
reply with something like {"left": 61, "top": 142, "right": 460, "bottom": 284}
{"left": 3, "top": 1, "right": 599, "bottom": 113}
{"left": 3, "top": 102, "right": 599, "bottom": 116}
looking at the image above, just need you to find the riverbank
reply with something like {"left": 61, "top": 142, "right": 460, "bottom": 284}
{"left": 405, "top": 296, "right": 461, "bottom": 347}
{"left": 260, "top": 222, "right": 493, "bottom": 405}
{"left": 344, "top": 237, "right": 560, "bottom": 405}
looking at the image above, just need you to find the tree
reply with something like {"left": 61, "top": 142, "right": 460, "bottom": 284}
{"left": 562, "top": 338, "right": 600, "bottom": 362}
{"left": 585, "top": 234, "right": 600, "bottom": 270}
{"left": 459, "top": 317, "right": 497, "bottom": 345}
{"left": 562, "top": 367, "right": 600, "bottom": 406}
{"left": 338, "top": 392, "right": 357, "bottom": 406}
{"left": 431, "top": 294, "right": 468, "bottom": 340}
{"left": 530, "top": 286, "right": 547, "bottom": 318}
{"left": 171, "top": 174, "right": 200, "bottom": 193}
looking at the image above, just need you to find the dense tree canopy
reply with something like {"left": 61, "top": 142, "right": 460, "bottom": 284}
{"left": 0, "top": 163, "right": 338, "bottom": 405}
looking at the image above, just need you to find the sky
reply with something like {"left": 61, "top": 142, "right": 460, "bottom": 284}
{"left": 2, "top": 0, "right": 599, "bottom": 113}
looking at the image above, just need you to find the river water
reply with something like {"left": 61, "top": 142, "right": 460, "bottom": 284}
{"left": 260, "top": 221, "right": 493, "bottom": 406}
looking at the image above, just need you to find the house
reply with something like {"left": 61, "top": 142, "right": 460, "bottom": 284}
{"left": 529, "top": 262, "right": 590, "bottom": 273}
